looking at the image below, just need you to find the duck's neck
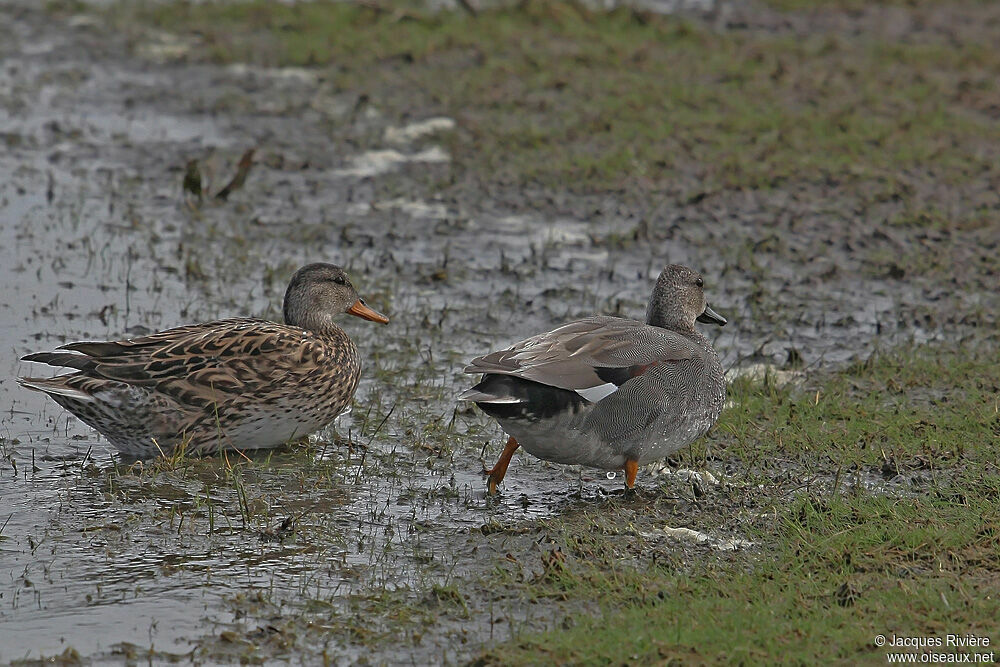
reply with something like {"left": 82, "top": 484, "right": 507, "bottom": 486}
{"left": 647, "top": 313, "right": 680, "bottom": 330}
{"left": 647, "top": 310, "right": 709, "bottom": 346}
{"left": 646, "top": 306, "right": 691, "bottom": 333}
{"left": 284, "top": 306, "right": 345, "bottom": 339}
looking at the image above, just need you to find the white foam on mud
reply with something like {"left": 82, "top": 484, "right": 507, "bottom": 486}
{"left": 380, "top": 198, "right": 449, "bottom": 219}
{"left": 333, "top": 147, "right": 450, "bottom": 178}
{"left": 538, "top": 221, "right": 592, "bottom": 245}
{"left": 726, "top": 363, "right": 804, "bottom": 386}
{"left": 487, "top": 215, "right": 593, "bottom": 245}
{"left": 649, "top": 466, "right": 720, "bottom": 486}
{"left": 135, "top": 30, "right": 196, "bottom": 62}
{"left": 630, "top": 0, "right": 718, "bottom": 13}
{"left": 345, "top": 198, "right": 449, "bottom": 219}
{"left": 384, "top": 117, "right": 456, "bottom": 144}
{"left": 226, "top": 64, "right": 319, "bottom": 84}
{"left": 650, "top": 525, "right": 754, "bottom": 552}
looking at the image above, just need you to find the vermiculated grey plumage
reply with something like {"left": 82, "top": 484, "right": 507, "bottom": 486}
{"left": 460, "top": 264, "right": 726, "bottom": 492}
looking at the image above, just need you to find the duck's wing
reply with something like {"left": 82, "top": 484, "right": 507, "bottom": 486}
{"left": 462, "top": 316, "right": 701, "bottom": 402}
{"left": 21, "top": 318, "right": 337, "bottom": 409}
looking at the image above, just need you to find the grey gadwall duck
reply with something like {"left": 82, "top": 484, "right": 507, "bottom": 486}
{"left": 459, "top": 264, "right": 726, "bottom": 494}
{"left": 19, "top": 263, "right": 388, "bottom": 458}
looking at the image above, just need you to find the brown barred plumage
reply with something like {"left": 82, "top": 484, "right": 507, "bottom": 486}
{"left": 19, "top": 264, "right": 388, "bottom": 458}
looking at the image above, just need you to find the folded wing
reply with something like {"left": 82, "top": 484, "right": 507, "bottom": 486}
{"left": 462, "top": 316, "right": 700, "bottom": 402}
{"left": 21, "top": 318, "right": 333, "bottom": 410}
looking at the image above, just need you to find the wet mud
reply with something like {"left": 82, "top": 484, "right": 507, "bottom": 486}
{"left": 0, "top": 1, "right": 997, "bottom": 663}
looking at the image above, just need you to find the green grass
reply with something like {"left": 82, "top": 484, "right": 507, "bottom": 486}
{"left": 483, "top": 488, "right": 999, "bottom": 664}
{"left": 475, "top": 345, "right": 1000, "bottom": 663}
{"left": 117, "top": 1, "right": 1000, "bottom": 193}
{"left": 723, "top": 346, "right": 1000, "bottom": 472}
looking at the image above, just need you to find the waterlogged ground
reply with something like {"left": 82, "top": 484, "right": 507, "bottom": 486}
{"left": 1, "top": 0, "right": 998, "bottom": 664}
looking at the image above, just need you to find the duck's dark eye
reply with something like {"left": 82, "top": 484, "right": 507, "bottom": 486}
{"left": 333, "top": 275, "right": 347, "bottom": 285}
{"left": 695, "top": 277, "right": 704, "bottom": 288}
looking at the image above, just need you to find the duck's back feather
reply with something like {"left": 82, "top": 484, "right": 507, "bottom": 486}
{"left": 19, "top": 317, "right": 360, "bottom": 456}
{"left": 463, "top": 316, "right": 701, "bottom": 395}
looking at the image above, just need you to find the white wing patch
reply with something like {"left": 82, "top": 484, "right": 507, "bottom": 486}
{"left": 574, "top": 383, "right": 619, "bottom": 403}
{"left": 457, "top": 389, "right": 527, "bottom": 404}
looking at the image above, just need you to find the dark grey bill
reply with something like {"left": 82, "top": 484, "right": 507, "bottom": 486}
{"left": 696, "top": 304, "right": 727, "bottom": 326}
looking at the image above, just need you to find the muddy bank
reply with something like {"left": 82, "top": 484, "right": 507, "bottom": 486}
{"left": 1, "top": 1, "right": 997, "bottom": 663}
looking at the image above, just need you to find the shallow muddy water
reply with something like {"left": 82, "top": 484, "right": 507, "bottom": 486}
{"left": 1, "top": 2, "right": 997, "bottom": 663}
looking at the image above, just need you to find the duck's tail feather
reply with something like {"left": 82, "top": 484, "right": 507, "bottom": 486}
{"left": 18, "top": 376, "right": 95, "bottom": 402}
{"left": 21, "top": 351, "right": 97, "bottom": 371}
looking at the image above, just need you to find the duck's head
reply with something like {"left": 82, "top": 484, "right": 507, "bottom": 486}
{"left": 646, "top": 264, "right": 726, "bottom": 331}
{"left": 283, "top": 263, "right": 389, "bottom": 332}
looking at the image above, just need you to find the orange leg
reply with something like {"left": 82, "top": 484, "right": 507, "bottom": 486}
{"left": 624, "top": 459, "right": 639, "bottom": 491}
{"left": 483, "top": 436, "right": 520, "bottom": 495}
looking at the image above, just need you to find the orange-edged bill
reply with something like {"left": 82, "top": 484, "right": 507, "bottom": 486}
{"left": 347, "top": 299, "right": 389, "bottom": 324}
